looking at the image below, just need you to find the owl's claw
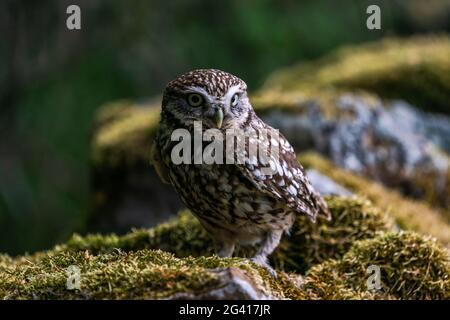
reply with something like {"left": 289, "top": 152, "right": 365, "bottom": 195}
{"left": 251, "top": 257, "right": 277, "bottom": 278}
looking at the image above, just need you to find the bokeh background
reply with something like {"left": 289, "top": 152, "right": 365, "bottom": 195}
{"left": 1, "top": 0, "right": 450, "bottom": 255}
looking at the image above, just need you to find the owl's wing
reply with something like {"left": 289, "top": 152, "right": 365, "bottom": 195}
{"left": 150, "top": 135, "right": 171, "bottom": 185}
{"left": 236, "top": 126, "right": 331, "bottom": 222}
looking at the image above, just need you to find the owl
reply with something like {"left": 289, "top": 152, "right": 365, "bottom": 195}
{"left": 151, "top": 69, "right": 330, "bottom": 275}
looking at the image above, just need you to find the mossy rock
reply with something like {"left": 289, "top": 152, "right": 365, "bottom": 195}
{"left": 299, "top": 152, "right": 450, "bottom": 247}
{"left": 55, "top": 196, "right": 394, "bottom": 274}
{"left": 1, "top": 228, "right": 449, "bottom": 299}
{"left": 92, "top": 100, "right": 161, "bottom": 168}
{"left": 303, "top": 231, "right": 450, "bottom": 300}
{"left": 0, "top": 248, "right": 307, "bottom": 300}
{"left": 262, "top": 36, "right": 450, "bottom": 114}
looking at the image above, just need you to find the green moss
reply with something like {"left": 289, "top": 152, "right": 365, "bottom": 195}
{"left": 1, "top": 218, "right": 448, "bottom": 300}
{"left": 299, "top": 152, "right": 450, "bottom": 247}
{"left": 0, "top": 248, "right": 289, "bottom": 299}
{"left": 262, "top": 36, "right": 450, "bottom": 114}
{"left": 303, "top": 231, "right": 450, "bottom": 300}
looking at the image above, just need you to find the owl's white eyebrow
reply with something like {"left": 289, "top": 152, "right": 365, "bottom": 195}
{"left": 184, "top": 86, "right": 210, "bottom": 98}
{"left": 222, "top": 85, "right": 241, "bottom": 102}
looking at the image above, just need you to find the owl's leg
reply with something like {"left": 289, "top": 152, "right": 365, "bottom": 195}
{"left": 216, "top": 241, "right": 235, "bottom": 258}
{"left": 251, "top": 230, "right": 283, "bottom": 277}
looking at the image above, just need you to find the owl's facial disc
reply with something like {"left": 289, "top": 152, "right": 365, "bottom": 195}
{"left": 207, "top": 85, "right": 242, "bottom": 129}
{"left": 183, "top": 85, "right": 242, "bottom": 129}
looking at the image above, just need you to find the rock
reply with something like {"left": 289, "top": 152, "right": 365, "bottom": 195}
{"left": 168, "top": 267, "right": 277, "bottom": 300}
{"left": 255, "top": 36, "right": 450, "bottom": 210}
{"left": 305, "top": 169, "right": 352, "bottom": 196}
{"left": 423, "top": 112, "right": 450, "bottom": 154}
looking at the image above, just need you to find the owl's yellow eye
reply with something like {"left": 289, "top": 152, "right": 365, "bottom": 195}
{"left": 187, "top": 93, "right": 204, "bottom": 107}
{"left": 230, "top": 93, "right": 239, "bottom": 107}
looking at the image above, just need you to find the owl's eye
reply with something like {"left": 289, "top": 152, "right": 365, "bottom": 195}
{"left": 187, "top": 93, "right": 204, "bottom": 107}
{"left": 230, "top": 93, "right": 239, "bottom": 107}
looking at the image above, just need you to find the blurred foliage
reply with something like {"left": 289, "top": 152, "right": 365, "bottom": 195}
{"left": 0, "top": 53, "right": 136, "bottom": 254}
{"left": 1, "top": 0, "right": 450, "bottom": 254}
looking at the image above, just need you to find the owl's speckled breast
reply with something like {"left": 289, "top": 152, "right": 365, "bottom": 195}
{"left": 158, "top": 130, "right": 294, "bottom": 238}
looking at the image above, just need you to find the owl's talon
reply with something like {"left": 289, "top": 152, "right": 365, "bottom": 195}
{"left": 250, "top": 257, "right": 277, "bottom": 278}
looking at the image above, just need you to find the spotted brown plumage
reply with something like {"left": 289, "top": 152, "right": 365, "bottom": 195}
{"left": 151, "top": 69, "right": 331, "bottom": 275}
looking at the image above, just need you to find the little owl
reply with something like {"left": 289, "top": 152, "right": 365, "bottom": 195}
{"left": 151, "top": 69, "right": 330, "bottom": 275}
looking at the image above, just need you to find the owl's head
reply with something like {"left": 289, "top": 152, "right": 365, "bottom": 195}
{"left": 162, "top": 69, "right": 252, "bottom": 129}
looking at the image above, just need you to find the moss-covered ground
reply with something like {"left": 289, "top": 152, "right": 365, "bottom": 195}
{"left": 1, "top": 196, "right": 449, "bottom": 300}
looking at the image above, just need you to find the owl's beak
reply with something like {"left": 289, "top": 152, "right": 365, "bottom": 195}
{"left": 213, "top": 108, "right": 224, "bottom": 129}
